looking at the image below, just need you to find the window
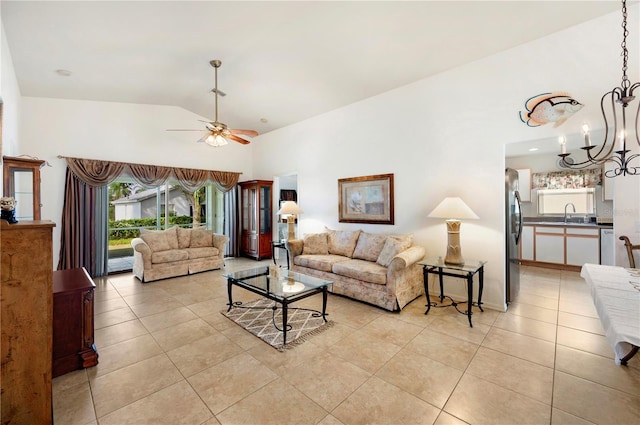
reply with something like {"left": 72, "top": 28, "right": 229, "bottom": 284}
{"left": 537, "top": 188, "right": 596, "bottom": 215}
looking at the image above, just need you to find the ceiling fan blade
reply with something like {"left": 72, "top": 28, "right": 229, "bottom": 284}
{"left": 229, "top": 129, "right": 259, "bottom": 137}
{"left": 227, "top": 134, "right": 251, "bottom": 145}
{"left": 166, "top": 129, "right": 208, "bottom": 132}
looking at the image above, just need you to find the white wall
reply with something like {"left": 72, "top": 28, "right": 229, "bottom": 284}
{"left": 1, "top": 23, "right": 22, "bottom": 158}
{"left": 19, "top": 97, "right": 253, "bottom": 267}
{"left": 252, "top": 6, "right": 639, "bottom": 310}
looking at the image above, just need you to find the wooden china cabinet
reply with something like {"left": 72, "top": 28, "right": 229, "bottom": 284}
{"left": 239, "top": 180, "right": 273, "bottom": 260}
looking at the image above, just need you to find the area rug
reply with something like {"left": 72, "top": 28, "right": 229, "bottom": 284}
{"left": 222, "top": 298, "right": 334, "bottom": 351}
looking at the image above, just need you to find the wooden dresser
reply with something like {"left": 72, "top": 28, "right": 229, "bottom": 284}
{"left": 1, "top": 220, "right": 55, "bottom": 425}
{"left": 53, "top": 267, "right": 98, "bottom": 378}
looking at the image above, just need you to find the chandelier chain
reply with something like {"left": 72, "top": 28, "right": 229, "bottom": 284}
{"left": 621, "top": 0, "right": 630, "bottom": 89}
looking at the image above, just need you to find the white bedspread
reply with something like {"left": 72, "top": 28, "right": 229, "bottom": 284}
{"left": 580, "top": 263, "right": 640, "bottom": 364}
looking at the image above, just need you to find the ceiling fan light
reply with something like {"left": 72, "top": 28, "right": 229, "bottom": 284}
{"left": 205, "top": 133, "right": 228, "bottom": 147}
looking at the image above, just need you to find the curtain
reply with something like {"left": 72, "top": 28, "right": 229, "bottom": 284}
{"left": 224, "top": 187, "right": 240, "bottom": 257}
{"left": 532, "top": 168, "right": 602, "bottom": 189}
{"left": 210, "top": 170, "right": 241, "bottom": 192}
{"left": 128, "top": 163, "right": 172, "bottom": 187}
{"left": 173, "top": 167, "right": 209, "bottom": 192}
{"left": 57, "top": 168, "right": 98, "bottom": 274}
{"left": 65, "top": 157, "right": 125, "bottom": 187}
{"left": 94, "top": 186, "right": 109, "bottom": 276}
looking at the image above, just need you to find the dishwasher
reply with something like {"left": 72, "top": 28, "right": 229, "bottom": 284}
{"left": 600, "top": 228, "right": 615, "bottom": 266}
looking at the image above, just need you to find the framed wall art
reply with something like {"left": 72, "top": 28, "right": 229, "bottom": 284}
{"left": 338, "top": 173, "right": 394, "bottom": 224}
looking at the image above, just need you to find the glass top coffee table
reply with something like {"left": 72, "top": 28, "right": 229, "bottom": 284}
{"left": 223, "top": 267, "right": 332, "bottom": 345}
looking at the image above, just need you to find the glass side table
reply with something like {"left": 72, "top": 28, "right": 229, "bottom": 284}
{"left": 271, "top": 240, "right": 290, "bottom": 269}
{"left": 418, "top": 256, "right": 487, "bottom": 327}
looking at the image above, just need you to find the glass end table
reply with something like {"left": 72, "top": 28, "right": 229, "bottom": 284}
{"left": 418, "top": 256, "right": 487, "bottom": 327}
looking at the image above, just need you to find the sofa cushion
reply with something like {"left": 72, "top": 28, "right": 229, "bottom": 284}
{"left": 176, "top": 226, "right": 192, "bottom": 249}
{"left": 332, "top": 259, "right": 387, "bottom": 285}
{"left": 376, "top": 236, "right": 413, "bottom": 267}
{"left": 302, "top": 233, "right": 329, "bottom": 255}
{"left": 326, "top": 228, "right": 361, "bottom": 257}
{"left": 190, "top": 229, "right": 213, "bottom": 247}
{"left": 294, "top": 254, "right": 350, "bottom": 273}
{"left": 140, "top": 231, "right": 172, "bottom": 252}
{"left": 185, "top": 247, "right": 219, "bottom": 260}
{"left": 151, "top": 249, "right": 188, "bottom": 264}
{"left": 140, "top": 227, "right": 178, "bottom": 251}
{"left": 352, "top": 232, "right": 387, "bottom": 262}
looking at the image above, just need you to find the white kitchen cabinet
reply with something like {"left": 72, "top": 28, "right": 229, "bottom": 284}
{"left": 521, "top": 226, "right": 534, "bottom": 261}
{"left": 517, "top": 168, "right": 532, "bottom": 202}
{"left": 566, "top": 227, "right": 600, "bottom": 266}
{"left": 535, "top": 227, "right": 565, "bottom": 264}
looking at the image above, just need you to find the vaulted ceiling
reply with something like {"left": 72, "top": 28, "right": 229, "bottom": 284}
{"left": 1, "top": 1, "right": 622, "bottom": 135}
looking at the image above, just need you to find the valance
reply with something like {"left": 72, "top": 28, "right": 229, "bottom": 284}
{"left": 60, "top": 156, "right": 241, "bottom": 192}
{"left": 532, "top": 168, "right": 602, "bottom": 190}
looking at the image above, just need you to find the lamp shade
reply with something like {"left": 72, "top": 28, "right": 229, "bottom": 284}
{"left": 428, "top": 197, "right": 479, "bottom": 220}
{"left": 277, "top": 201, "right": 304, "bottom": 216}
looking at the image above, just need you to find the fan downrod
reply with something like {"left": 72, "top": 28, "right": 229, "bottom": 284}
{"left": 210, "top": 60, "right": 221, "bottom": 68}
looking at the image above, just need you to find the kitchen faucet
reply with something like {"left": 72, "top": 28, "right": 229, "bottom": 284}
{"left": 564, "top": 203, "right": 576, "bottom": 222}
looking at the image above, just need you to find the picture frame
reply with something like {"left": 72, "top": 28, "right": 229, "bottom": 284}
{"left": 338, "top": 173, "right": 394, "bottom": 224}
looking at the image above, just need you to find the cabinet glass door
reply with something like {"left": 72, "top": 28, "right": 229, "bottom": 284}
{"left": 260, "top": 185, "right": 271, "bottom": 234}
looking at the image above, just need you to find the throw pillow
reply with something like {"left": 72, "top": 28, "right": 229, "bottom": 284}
{"left": 140, "top": 231, "right": 172, "bottom": 252}
{"left": 352, "top": 232, "right": 387, "bottom": 262}
{"left": 302, "top": 233, "right": 329, "bottom": 255}
{"left": 326, "top": 227, "right": 361, "bottom": 257}
{"left": 376, "top": 236, "right": 413, "bottom": 267}
{"left": 190, "top": 229, "right": 213, "bottom": 247}
{"left": 176, "top": 226, "right": 191, "bottom": 249}
{"left": 141, "top": 227, "right": 179, "bottom": 250}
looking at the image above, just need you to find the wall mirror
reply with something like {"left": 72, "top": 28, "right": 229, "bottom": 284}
{"left": 2, "top": 156, "right": 45, "bottom": 220}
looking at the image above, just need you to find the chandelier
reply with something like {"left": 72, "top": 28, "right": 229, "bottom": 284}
{"left": 559, "top": 0, "right": 639, "bottom": 177}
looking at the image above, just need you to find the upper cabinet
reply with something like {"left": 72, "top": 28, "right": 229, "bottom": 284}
{"left": 516, "top": 168, "right": 531, "bottom": 202}
{"left": 2, "top": 156, "right": 45, "bottom": 220}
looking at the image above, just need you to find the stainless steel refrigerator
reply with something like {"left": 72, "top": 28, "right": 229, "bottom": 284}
{"left": 505, "top": 168, "right": 522, "bottom": 305}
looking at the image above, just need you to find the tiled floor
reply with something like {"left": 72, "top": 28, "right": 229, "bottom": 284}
{"left": 53, "top": 260, "right": 640, "bottom": 425}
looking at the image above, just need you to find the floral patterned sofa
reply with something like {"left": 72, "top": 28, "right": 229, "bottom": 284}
{"left": 287, "top": 229, "right": 425, "bottom": 311}
{"left": 131, "top": 226, "right": 229, "bottom": 282}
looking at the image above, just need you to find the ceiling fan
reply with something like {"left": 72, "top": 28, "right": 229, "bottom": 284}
{"left": 167, "top": 60, "right": 258, "bottom": 146}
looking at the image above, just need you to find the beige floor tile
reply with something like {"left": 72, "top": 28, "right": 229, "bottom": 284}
{"left": 216, "top": 378, "right": 327, "bottom": 425}
{"left": 306, "top": 322, "right": 356, "bottom": 349}
{"left": 281, "top": 351, "right": 371, "bottom": 411}
{"left": 359, "top": 315, "right": 423, "bottom": 347}
{"left": 166, "top": 331, "right": 243, "bottom": 377}
{"left": 188, "top": 352, "right": 277, "bottom": 414}
{"left": 519, "top": 282, "right": 560, "bottom": 300}
{"left": 555, "top": 345, "right": 640, "bottom": 396}
{"left": 248, "top": 336, "right": 327, "bottom": 375}
{"left": 551, "top": 408, "right": 596, "bottom": 425}
{"left": 465, "top": 347, "right": 554, "bottom": 404}
{"left": 52, "top": 381, "right": 96, "bottom": 425}
{"left": 505, "top": 302, "right": 558, "bottom": 324}
{"left": 376, "top": 347, "right": 462, "bottom": 408}
{"left": 428, "top": 315, "right": 490, "bottom": 345}
{"left": 553, "top": 371, "right": 640, "bottom": 424}
{"left": 186, "top": 297, "right": 227, "bottom": 317}
{"left": 94, "top": 319, "right": 149, "bottom": 348}
{"left": 332, "top": 376, "right": 440, "bottom": 425}
{"left": 318, "top": 414, "right": 345, "bottom": 425}
{"left": 556, "top": 326, "right": 614, "bottom": 358}
{"left": 515, "top": 291, "right": 559, "bottom": 310}
{"left": 94, "top": 296, "right": 128, "bottom": 314}
{"left": 98, "top": 381, "right": 214, "bottom": 425}
{"left": 444, "top": 374, "right": 551, "bottom": 424}
{"left": 329, "top": 299, "right": 382, "bottom": 329}
{"left": 557, "top": 311, "right": 605, "bottom": 335}
{"left": 327, "top": 330, "right": 401, "bottom": 374}
{"left": 406, "top": 328, "right": 479, "bottom": 370}
{"left": 558, "top": 299, "right": 599, "bottom": 318}
{"left": 123, "top": 288, "right": 175, "bottom": 307}
{"left": 53, "top": 369, "right": 88, "bottom": 392}
{"left": 434, "top": 411, "right": 470, "bottom": 425}
{"left": 150, "top": 318, "right": 217, "bottom": 351}
{"left": 219, "top": 319, "right": 266, "bottom": 350}
{"left": 129, "top": 299, "right": 186, "bottom": 318}
{"left": 482, "top": 327, "right": 556, "bottom": 368}
{"left": 94, "top": 306, "right": 137, "bottom": 329}
{"left": 140, "top": 306, "right": 199, "bottom": 332}
{"left": 493, "top": 311, "right": 557, "bottom": 342}
{"left": 89, "top": 333, "right": 163, "bottom": 378}
{"left": 91, "top": 354, "right": 183, "bottom": 418}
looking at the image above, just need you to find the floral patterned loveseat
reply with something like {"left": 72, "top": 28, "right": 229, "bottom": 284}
{"left": 287, "top": 229, "right": 425, "bottom": 311}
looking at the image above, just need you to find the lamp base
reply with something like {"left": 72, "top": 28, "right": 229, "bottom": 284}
{"left": 287, "top": 216, "right": 296, "bottom": 240}
{"left": 444, "top": 219, "right": 464, "bottom": 265}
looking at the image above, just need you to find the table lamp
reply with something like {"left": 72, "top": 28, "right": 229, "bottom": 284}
{"left": 428, "top": 197, "right": 479, "bottom": 265}
{"left": 277, "top": 201, "right": 304, "bottom": 240}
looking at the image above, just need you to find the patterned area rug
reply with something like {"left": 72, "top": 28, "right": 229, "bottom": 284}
{"left": 222, "top": 298, "right": 334, "bottom": 351}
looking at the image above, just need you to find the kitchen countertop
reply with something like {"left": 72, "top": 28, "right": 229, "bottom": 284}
{"left": 523, "top": 219, "right": 613, "bottom": 228}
